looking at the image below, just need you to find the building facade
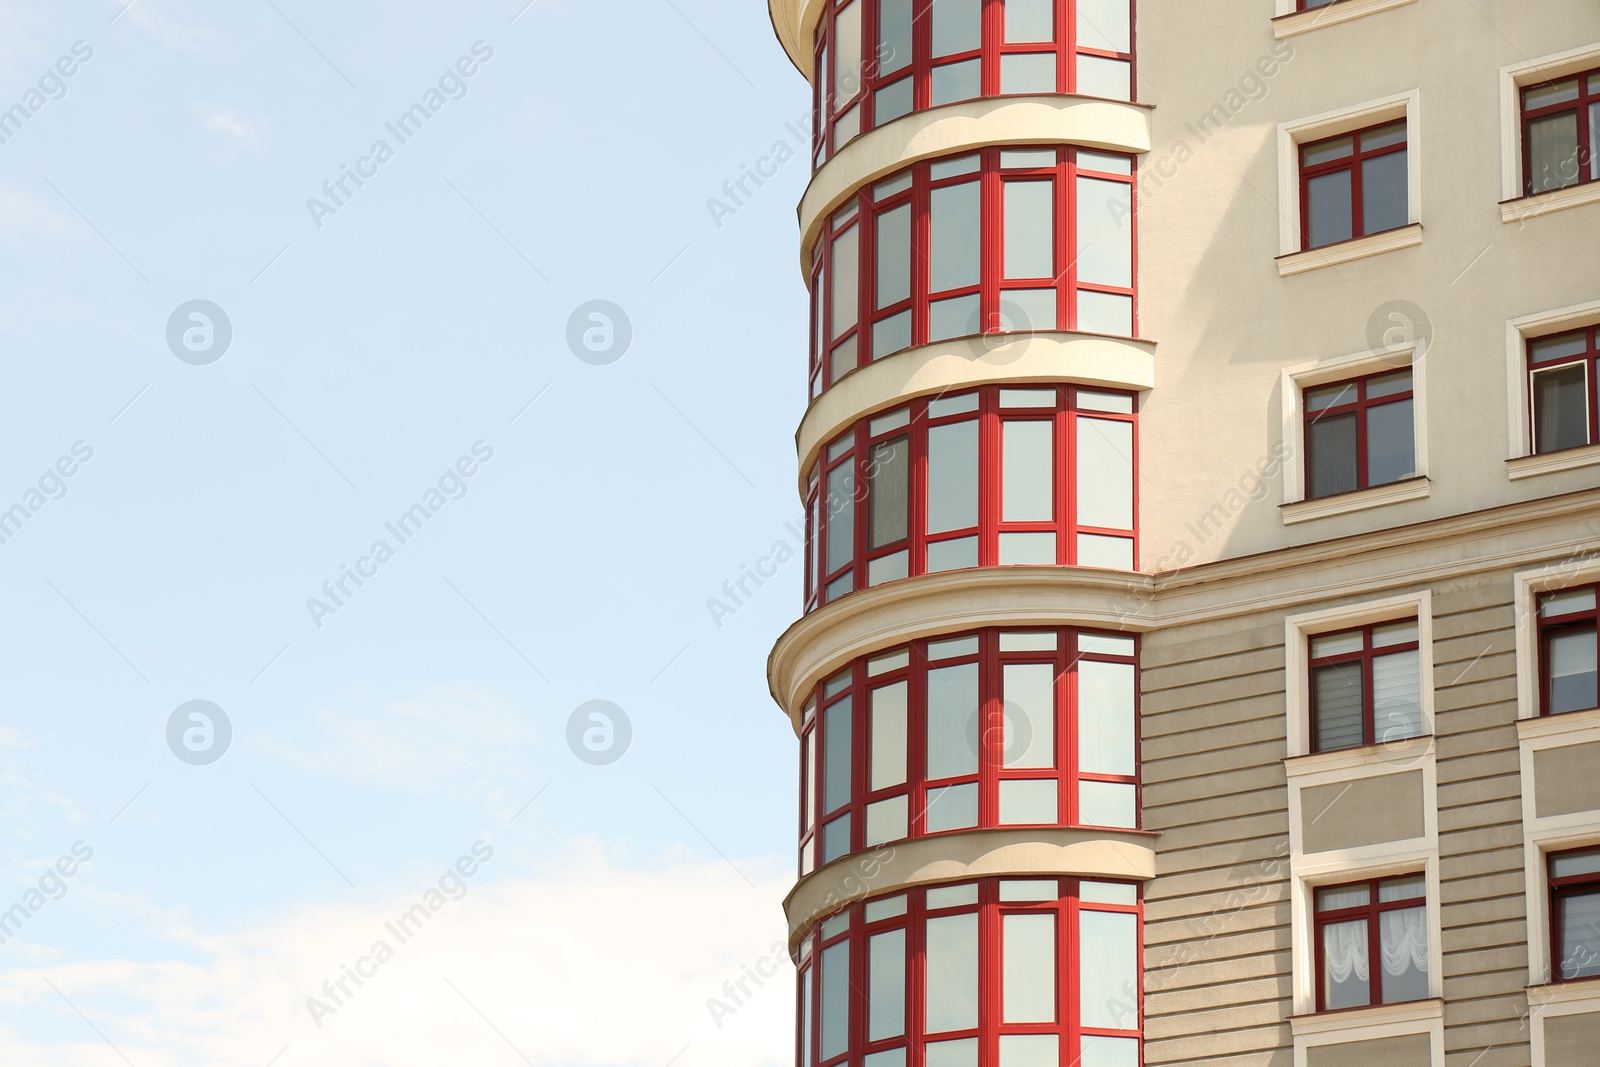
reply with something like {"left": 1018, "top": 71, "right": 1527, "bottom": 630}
{"left": 764, "top": 2, "right": 1600, "bottom": 1065}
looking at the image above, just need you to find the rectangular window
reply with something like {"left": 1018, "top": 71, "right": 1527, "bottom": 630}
{"left": 824, "top": 696, "right": 854, "bottom": 813}
{"left": 1004, "top": 181, "right": 1054, "bottom": 279}
{"left": 927, "top": 662, "right": 980, "bottom": 779}
{"left": 1522, "top": 68, "right": 1600, "bottom": 195}
{"left": 869, "top": 436, "right": 911, "bottom": 549}
{"left": 929, "top": 181, "right": 982, "bottom": 293}
{"left": 925, "top": 912, "right": 979, "bottom": 1033}
{"left": 820, "top": 939, "right": 851, "bottom": 1060}
{"left": 1309, "top": 620, "right": 1422, "bottom": 752}
{"left": 1529, "top": 327, "right": 1600, "bottom": 454}
{"left": 868, "top": 928, "right": 907, "bottom": 1039}
{"left": 1079, "top": 909, "right": 1138, "bottom": 1030}
{"left": 1539, "top": 586, "right": 1600, "bottom": 716}
{"left": 1551, "top": 847, "right": 1600, "bottom": 981}
{"left": 1314, "top": 875, "right": 1429, "bottom": 1011}
{"left": 1304, "top": 369, "right": 1415, "bottom": 499}
{"left": 1300, "top": 121, "right": 1408, "bottom": 250}
{"left": 1002, "top": 913, "right": 1056, "bottom": 1022}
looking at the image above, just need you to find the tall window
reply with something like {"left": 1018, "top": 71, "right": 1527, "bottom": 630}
{"left": 1309, "top": 621, "right": 1423, "bottom": 752}
{"left": 810, "top": 147, "right": 1137, "bottom": 398}
{"left": 797, "top": 628, "right": 1139, "bottom": 874}
{"left": 1551, "top": 847, "right": 1600, "bottom": 981}
{"left": 1303, "top": 369, "right": 1416, "bottom": 500}
{"left": 810, "top": 0, "right": 1136, "bottom": 167}
{"left": 807, "top": 385, "right": 1137, "bottom": 609}
{"left": 797, "top": 879, "right": 1143, "bottom": 1067}
{"left": 1528, "top": 327, "right": 1600, "bottom": 455}
{"left": 1539, "top": 586, "right": 1599, "bottom": 717}
{"left": 1315, "top": 875, "right": 1430, "bottom": 1011}
{"left": 1522, "top": 67, "right": 1600, "bottom": 195}
{"left": 1299, "top": 121, "right": 1408, "bottom": 250}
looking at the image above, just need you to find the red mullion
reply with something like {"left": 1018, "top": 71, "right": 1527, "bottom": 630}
{"left": 1059, "top": 0, "right": 1073, "bottom": 93}
{"left": 1063, "top": 152, "right": 1080, "bottom": 331}
{"left": 979, "top": 630, "right": 1002, "bottom": 827}
{"left": 1055, "top": 397, "right": 1071, "bottom": 566}
{"left": 1127, "top": 0, "right": 1138, "bottom": 103}
{"left": 1066, "top": 881, "right": 1084, "bottom": 1060}
{"left": 911, "top": 399, "right": 931, "bottom": 579}
{"left": 857, "top": 191, "right": 877, "bottom": 380}
{"left": 978, "top": 389, "right": 1001, "bottom": 568}
{"left": 851, "top": 659, "right": 870, "bottom": 854}
{"left": 912, "top": 164, "right": 933, "bottom": 348}
{"left": 911, "top": 0, "right": 932, "bottom": 113}
{"left": 980, "top": 150, "right": 1004, "bottom": 340}
{"left": 980, "top": 0, "right": 1001, "bottom": 99}
{"left": 848, "top": 896, "right": 869, "bottom": 1062}
{"left": 907, "top": 888, "right": 928, "bottom": 1055}
{"left": 1063, "top": 631, "right": 1081, "bottom": 825}
{"left": 909, "top": 636, "right": 931, "bottom": 836}
{"left": 980, "top": 882, "right": 1001, "bottom": 1067}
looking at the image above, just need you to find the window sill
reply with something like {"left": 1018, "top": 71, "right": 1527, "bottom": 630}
{"left": 1508, "top": 442, "right": 1600, "bottom": 480}
{"left": 1284, "top": 734, "right": 1434, "bottom": 778}
{"left": 1281, "top": 476, "right": 1430, "bottom": 525}
{"left": 1501, "top": 180, "right": 1600, "bottom": 224}
{"left": 1289, "top": 997, "right": 1443, "bottom": 1037}
{"left": 1516, "top": 704, "right": 1600, "bottom": 741}
{"left": 1528, "top": 976, "right": 1600, "bottom": 1008}
{"left": 1272, "top": 0, "right": 1419, "bottom": 40}
{"left": 1277, "top": 224, "right": 1423, "bottom": 277}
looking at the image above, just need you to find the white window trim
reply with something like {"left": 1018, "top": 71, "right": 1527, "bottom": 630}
{"left": 1272, "top": 0, "right": 1420, "bottom": 40}
{"left": 1513, "top": 558, "right": 1600, "bottom": 721}
{"left": 1521, "top": 806, "right": 1600, "bottom": 988}
{"left": 1499, "top": 42, "right": 1600, "bottom": 207}
{"left": 1284, "top": 591, "right": 1437, "bottom": 757}
{"left": 1291, "top": 998, "right": 1444, "bottom": 1067}
{"left": 1280, "top": 341, "right": 1428, "bottom": 508}
{"left": 1504, "top": 300, "right": 1600, "bottom": 466}
{"left": 1276, "top": 89, "right": 1421, "bottom": 258}
{"left": 1531, "top": 979, "right": 1600, "bottom": 1067}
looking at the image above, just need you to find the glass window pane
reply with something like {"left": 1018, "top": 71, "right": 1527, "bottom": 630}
{"left": 1554, "top": 848, "right": 1600, "bottom": 878}
{"left": 1531, "top": 331, "right": 1589, "bottom": 364}
{"left": 804, "top": 729, "right": 817, "bottom": 830}
{"left": 1080, "top": 633, "right": 1136, "bottom": 656}
{"left": 1005, "top": 182, "right": 1055, "bottom": 278}
{"left": 1003, "top": 662, "right": 1056, "bottom": 768}
{"left": 1076, "top": 534, "right": 1134, "bottom": 570}
{"left": 1081, "top": 881, "right": 1139, "bottom": 905}
{"left": 822, "top": 812, "right": 852, "bottom": 863}
{"left": 999, "top": 288, "right": 1057, "bottom": 334}
{"left": 1306, "top": 169, "right": 1354, "bottom": 248}
{"left": 928, "top": 420, "right": 980, "bottom": 533}
{"left": 1591, "top": 101, "right": 1600, "bottom": 180}
{"left": 1373, "top": 649, "right": 1423, "bottom": 743}
{"left": 877, "top": 204, "right": 913, "bottom": 309}
{"left": 1308, "top": 411, "right": 1358, "bottom": 498}
{"left": 1003, "top": 420, "right": 1054, "bottom": 522}
{"left": 824, "top": 696, "right": 853, "bottom": 811}
{"left": 873, "top": 309, "right": 913, "bottom": 359}
{"left": 1314, "top": 661, "right": 1365, "bottom": 751}
{"left": 1077, "top": 178, "right": 1133, "bottom": 287}
{"left": 837, "top": 106, "right": 861, "bottom": 151}
{"left": 802, "top": 963, "right": 813, "bottom": 1067}
{"left": 820, "top": 941, "right": 850, "bottom": 1060}
{"left": 870, "top": 436, "right": 911, "bottom": 548}
{"left": 826, "top": 463, "right": 856, "bottom": 574}
{"left": 930, "top": 58, "right": 982, "bottom": 105}
{"left": 1076, "top": 417, "right": 1135, "bottom": 529}
{"left": 1077, "top": 0, "right": 1131, "bottom": 53}
{"left": 1076, "top": 291, "right": 1133, "bottom": 336}
{"left": 1006, "top": 0, "right": 1054, "bottom": 43}
{"left": 1307, "top": 382, "right": 1356, "bottom": 412}
{"left": 925, "top": 913, "right": 979, "bottom": 1033}
{"left": 1367, "top": 370, "right": 1412, "bottom": 399}
{"left": 866, "top": 894, "right": 908, "bottom": 921}
{"left": 866, "top": 1051, "right": 907, "bottom": 1067}
{"left": 1079, "top": 390, "right": 1134, "bottom": 413}
{"left": 869, "top": 929, "right": 907, "bottom": 1039}
{"left": 1529, "top": 111, "right": 1582, "bottom": 193}
{"left": 999, "top": 1034, "right": 1058, "bottom": 1067}
{"left": 1534, "top": 364, "right": 1590, "bottom": 453}
{"left": 929, "top": 293, "right": 981, "bottom": 342}
{"left": 1079, "top": 781, "right": 1136, "bottom": 827}
{"left": 1373, "top": 620, "right": 1419, "bottom": 647}
{"left": 1080, "top": 910, "right": 1139, "bottom": 1030}
{"left": 866, "top": 795, "right": 909, "bottom": 845}
{"left": 1001, "top": 631, "right": 1058, "bottom": 652}
{"left": 1003, "top": 914, "right": 1057, "bottom": 1022}
{"left": 1317, "top": 884, "right": 1370, "bottom": 911}
{"left": 1303, "top": 136, "right": 1354, "bottom": 166}
{"left": 1559, "top": 890, "right": 1600, "bottom": 979}
{"left": 833, "top": 1, "right": 863, "bottom": 105}
{"left": 1001, "top": 879, "right": 1059, "bottom": 901}
{"left": 927, "top": 662, "right": 980, "bottom": 778}
{"left": 998, "top": 531, "right": 1056, "bottom": 565}
{"left": 1366, "top": 397, "right": 1415, "bottom": 486}
{"left": 1362, "top": 150, "right": 1409, "bottom": 235}
{"left": 875, "top": 76, "right": 914, "bottom": 125}
{"left": 1544, "top": 588, "right": 1598, "bottom": 617}
{"left": 925, "top": 782, "right": 979, "bottom": 831}
{"left": 879, "top": 0, "right": 912, "bottom": 75}
{"left": 1075, "top": 54, "right": 1130, "bottom": 100}
{"left": 1002, "top": 388, "right": 1057, "bottom": 408}
{"left": 999, "top": 779, "right": 1058, "bottom": 824}
{"left": 1001, "top": 53, "right": 1056, "bottom": 95}
{"left": 931, "top": 0, "right": 981, "bottom": 56}
{"left": 928, "top": 634, "right": 980, "bottom": 659}
{"left": 927, "top": 883, "right": 979, "bottom": 909}
{"left": 1003, "top": 149, "right": 1058, "bottom": 170}
{"left": 1078, "top": 151, "right": 1133, "bottom": 175}
{"left": 832, "top": 226, "right": 859, "bottom": 337}
{"left": 871, "top": 681, "right": 908, "bottom": 789}
{"left": 1081, "top": 1036, "right": 1141, "bottom": 1067}
{"left": 1526, "top": 78, "right": 1582, "bottom": 108}
{"left": 930, "top": 181, "right": 981, "bottom": 292}
{"left": 1079, "top": 660, "right": 1136, "bottom": 776}
{"left": 1322, "top": 918, "right": 1370, "bottom": 1009}
{"left": 1379, "top": 876, "right": 1427, "bottom": 902}
{"left": 1549, "top": 625, "right": 1599, "bottom": 714}
{"left": 926, "top": 1039, "right": 978, "bottom": 1067}
{"left": 1311, "top": 629, "right": 1365, "bottom": 658}
{"left": 928, "top": 535, "right": 980, "bottom": 572}
{"left": 1361, "top": 122, "right": 1406, "bottom": 150}
{"left": 931, "top": 155, "right": 982, "bottom": 180}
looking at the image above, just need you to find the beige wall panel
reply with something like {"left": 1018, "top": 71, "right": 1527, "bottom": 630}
{"left": 1301, "top": 772, "right": 1424, "bottom": 853}
{"left": 1144, "top": 719, "right": 1288, "bottom": 764}
{"left": 1144, "top": 789, "right": 1288, "bottom": 829}
{"left": 1439, "top": 797, "right": 1523, "bottom": 833}
{"left": 1139, "top": 622, "right": 1284, "bottom": 671}
{"left": 1303, "top": 1034, "right": 1429, "bottom": 1067}
{"left": 1433, "top": 677, "right": 1520, "bottom": 715}
{"left": 1546, "top": 1012, "right": 1600, "bottom": 1066}
{"left": 1142, "top": 694, "right": 1285, "bottom": 738}
{"left": 1144, "top": 646, "right": 1286, "bottom": 692}
{"left": 1535, "top": 741, "right": 1600, "bottom": 817}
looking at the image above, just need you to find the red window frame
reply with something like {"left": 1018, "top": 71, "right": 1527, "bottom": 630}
{"left": 810, "top": 0, "right": 1137, "bottom": 168}
{"left": 1294, "top": 0, "right": 1347, "bottom": 10}
{"left": 1307, "top": 620, "right": 1421, "bottom": 753}
{"left": 1521, "top": 66, "right": 1600, "bottom": 196}
{"left": 1527, "top": 327, "right": 1600, "bottom": 455}
{"left": 1298, "top": 121, "right": 1408, "bottom": 251}
{"left": 804, "top": 385, "right": 1139, "bottom": 611}
{"left": 809, "top": 146, "right": 1138, "bottom": 400}
{"left": 799, "top": 627, "right": 1141, "bottom": 875}
{"left": 1549, "top": 847, "right": 1600, "bottom": 982}
{"left": 1302, "top": 368, "right": 1414, "bottom": 500}
{"left": 1538, "top": 584, "right": 1600, "bottom": 718}
{"left": 797, "top": 878, "right": 1144, "bottom": 1067}
{"left": 1312, "top": 874, "right": 1428, "bottom": 1012}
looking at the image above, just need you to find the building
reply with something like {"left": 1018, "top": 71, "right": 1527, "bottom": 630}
{"left": 764, "top": 1, "right": 1600, "bottom": 1066}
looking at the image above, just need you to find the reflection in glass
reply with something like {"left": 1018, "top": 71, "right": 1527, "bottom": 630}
{"left": 925, "top": 913, "right": 979, "bottom": 1032}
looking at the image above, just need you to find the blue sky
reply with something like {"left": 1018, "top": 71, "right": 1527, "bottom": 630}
{"left": 0, "top": 2, "right": 809, "bottom": 1063}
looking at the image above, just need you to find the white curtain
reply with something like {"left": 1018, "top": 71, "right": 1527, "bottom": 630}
{"left": 1323, "top": 921, "right": 1368, "bottom": 984}
{"left": 1381, "top": 908, "right": 1429, "bottom": 977}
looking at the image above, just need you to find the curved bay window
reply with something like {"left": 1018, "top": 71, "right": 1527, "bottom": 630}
{"left": 809, "top": 147, "right": 1137, "bottom": 399}
{"left": 805, "top": 385, "right": 1137, "bottom": 610}
{"left": 811, "top": 0, "right": 1136, "bottom": 168}
{"left": 796, "top": 628, "right": 1139, "bottom": 875}
{"left": 796, "top": 878, "right": 1143, "bottom": 1067}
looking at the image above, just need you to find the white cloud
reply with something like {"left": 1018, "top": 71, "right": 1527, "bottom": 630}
{"left": 0, "top": 186, "right": 87, "bottom": 246}
{"left": 0, "top": 844, "right": 793, "bottom": 1067}
{"left": 119, "top": 1, "right": 230, "bottom": 54}
{"left": 195, "top": 103, "right": 269, "bottom": 150}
